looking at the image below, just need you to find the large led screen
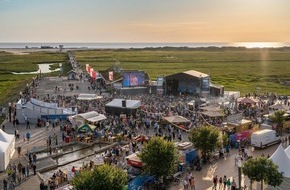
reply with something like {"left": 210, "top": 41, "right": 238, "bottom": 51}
{"left": 123, "top": 72, "right": 145, "bottom": 87}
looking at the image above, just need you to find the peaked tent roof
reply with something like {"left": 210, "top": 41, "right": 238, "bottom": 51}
{"left": 285, "top": 146, "right": 290, "bottom": 158}
{"left": 270, "top": 144, "right": 290, "bottom": 178}
{"left": 77, "top": 123, "right": 96, "bottom": 133}
{"left": 269, "top": 104, "right": 290, "bottom": 111}
{"left": 73, "top": 111, "right": 107, "bottom": 123}
{"left": 77, "top": 94, "right": 103, "bottom": 101}
{"left": 238, "top": 97, "right": 258, "bottom": 104}
{"left": 0, "top": 129, "right": 14, "bottom": 143}
{"left": 164, "top": 115, "right": 190, "bottom": 123}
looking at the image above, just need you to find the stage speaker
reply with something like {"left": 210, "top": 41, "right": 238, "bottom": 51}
{"left": 122, "top": 100, "right": 126, "bottom": 107}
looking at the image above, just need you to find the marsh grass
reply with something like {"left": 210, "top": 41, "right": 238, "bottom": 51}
{"left": 74, "top": 48, "right": 290, "bottom": 95}
{"left": 0, "top": 51, "right": 68, "bottom": 106}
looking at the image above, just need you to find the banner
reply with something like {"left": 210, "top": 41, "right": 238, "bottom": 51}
{"left": 90, "top": 68, "right": 94, "bottom": 77}
{"left": 109, "top": 71, "right": 113, "bottom": 81}
{"left": 92, "top": 71, "right": 96, "bottom": 79}
{"left": 86, "top": 64, "right": 89, "bottom": 72}
{"left": 87, "top": 66, "right": 91, "bottom": 74}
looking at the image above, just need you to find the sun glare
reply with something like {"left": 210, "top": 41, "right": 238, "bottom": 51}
{"left": 232, "top": 42, "right": 285, "bottom": 48}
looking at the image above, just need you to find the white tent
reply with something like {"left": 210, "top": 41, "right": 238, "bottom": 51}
{"left": 0, "top": 129, "right": 15, "bottom": 171}
{"left": 77, "top": 94, "right": 103, "bottom": 101}
{"left": 270, "top": 144, "right": 290, "bottom": 178}
{"left": 284, "top": 146, "right": 290, "bottom": 158}
{"left": 72, "top": 111, "right": 107, "bottom": 126}
{"left": 105, "top": 99, "right": 141, "bottom": 109}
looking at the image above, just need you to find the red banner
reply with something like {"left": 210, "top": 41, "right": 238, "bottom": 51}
{"left": 92, "top": 71, "right": 96, "bottom": 79}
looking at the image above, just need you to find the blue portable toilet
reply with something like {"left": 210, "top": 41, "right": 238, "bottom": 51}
{"left": 128, "top": 175, "right": 155, "bottom": 190}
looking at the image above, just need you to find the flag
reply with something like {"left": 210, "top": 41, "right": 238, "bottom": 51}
{"left": 92, "top": 71, "right": 96, "bottom": 79}
{"left": 90, "top": 68, "right": 94, "bottom": 77}
{"left": 109, "top": 71, "right": 113, "bottom": 81}
{"left": 86, "top": 64, "right": 89, "bottom": 72}
{"left": 87, "top": 66, "right": 91, "bottom": 74}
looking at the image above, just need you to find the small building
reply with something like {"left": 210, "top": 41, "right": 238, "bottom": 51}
{"left": 67, "top": 70, "right": 78, "bottom": 80}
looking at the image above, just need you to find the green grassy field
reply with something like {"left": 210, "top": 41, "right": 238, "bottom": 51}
{"left": 0, "top": 48, "right": 289, "bottom": 107}
{"left": 74, "top": 48, "right": 290, "bottom": 95}
{"left": 0, "top": 51, "right": 69, "bottom": 106}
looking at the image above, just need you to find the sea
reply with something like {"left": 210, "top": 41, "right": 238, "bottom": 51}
{"left": 0, "top": 42, "right": 289, "bottom": 49}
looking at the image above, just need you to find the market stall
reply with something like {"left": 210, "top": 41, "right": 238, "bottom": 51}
{"left": 163, "top": 115, "right": 191, "bottom": 131}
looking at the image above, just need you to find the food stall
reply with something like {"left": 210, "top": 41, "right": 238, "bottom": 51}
{"left": 175, "top": 142, "right": 198, "bottom": 171}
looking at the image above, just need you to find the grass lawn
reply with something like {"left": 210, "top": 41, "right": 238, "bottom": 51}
{"left": 74, "top": 48, "right": 290, "bottom": 95}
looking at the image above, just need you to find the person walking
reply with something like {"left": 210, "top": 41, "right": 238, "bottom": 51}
{"left": 231, "top": 179, "right": 237, "bottom": 190}
{"left": 26, "top": 118, "right": 30, "bottom": 129}
{"left": 3, "top": 178, "right": 8, "bottom": 190}
{"left": 26, "top": 163, "right": 30, "bottom": 177}
{"left": 226, "top": 178, "right": 231, "bottom": 190}
{"left": 26, "top": 131, "right": 30, "bottom": 143}
{"left": 32, "top": 164, "right": 36, "bottom": 175}
{"left": 190, "top": 176, "right": 196, "bottom": 190}
{"left": 219, "top": 177, "right": 223, "bottom": 190}
{"left": 213, "top": 175, "right": 218, "bottom": 190}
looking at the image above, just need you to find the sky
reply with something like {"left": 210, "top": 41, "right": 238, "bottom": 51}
{"left": 0, "top": 0, "right": 290, "bottom": 43}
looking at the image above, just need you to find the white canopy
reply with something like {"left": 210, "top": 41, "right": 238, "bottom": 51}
{"left": 106, "top": 99, "right": 141, "bottom": 109}
{"left": 0, "top": 129, "right": 15, "bottom": 171}
{"left": 270, "top": 144, "right": 290, "bottom": 178}
{"left": 77, "top": 94, "right": 103, "bottom": 101}
{"left": 0, "top": 129, "right": 14, "bottom": 143}
{"left": 73, "top": 111, "right": 107, "bottom": 123}
{"left": 269, "top": 104, "right": 290, "bottom": 111}
{"left": 164, "top": 115, "right": 190, "bottom": 123}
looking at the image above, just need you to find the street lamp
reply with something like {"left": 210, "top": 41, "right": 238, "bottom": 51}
{"left": 8, "top": 102, "right": 12, "bottom": 122}
{"left": 238, "top": 159, "right": 242, "bottom": 189}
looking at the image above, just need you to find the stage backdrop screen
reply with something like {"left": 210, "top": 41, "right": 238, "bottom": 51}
{"left": 123, "top": 71, "right": 145, "bottom": 87}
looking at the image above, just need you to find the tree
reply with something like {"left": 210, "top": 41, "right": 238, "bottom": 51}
{"left": 139, "top": 137, "right": 179, "bottom": 181}
{"left": 189, "top": 125, "right": 219, "bottom": 162}
{"left": 71, "top": 164, "right": 127, "bottom": 190}
{"left": 242, "top": 157, "right": 284, "bottom": 190}
{"left": 270, "top": 110, "right": 285, "bottom": 134}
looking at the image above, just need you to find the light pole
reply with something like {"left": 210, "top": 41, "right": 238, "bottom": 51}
{"left": 8, "top": 102, "right": 12, "bottom": 122}
{"left": 238, "top": 159, "right": 242, "bottom": 189}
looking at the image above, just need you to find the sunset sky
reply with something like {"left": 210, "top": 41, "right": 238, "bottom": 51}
{"left": 1, "top": 0, "right": 290, "bottom": 43}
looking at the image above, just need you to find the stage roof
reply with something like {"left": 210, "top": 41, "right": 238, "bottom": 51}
{"left": 183, "top": 70, "right": 209, "bottom": 78}
{"left": 165, "top": 70, "right": 209, "bottom": 79}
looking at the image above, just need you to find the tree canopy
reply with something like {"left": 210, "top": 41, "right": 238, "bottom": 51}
{"left": 71, "top": 164, "right": 127, "bottom": 190}
{"left": 270, "top": 110, "right": 285, "bottom": 133}
{"left": 189, "top": 125, "right": 220, "bottom": 162}
{"left": 242, "top": 157, "right": 284, "bottom": 190}
{"left": 139, "top": 137, "right": 179, "bottom": 180}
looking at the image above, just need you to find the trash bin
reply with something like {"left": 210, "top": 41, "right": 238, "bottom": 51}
{"left": 65, "top": 136, "right": 70, "bottom": 143}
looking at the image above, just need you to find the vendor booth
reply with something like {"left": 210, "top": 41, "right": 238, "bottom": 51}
{"left": 77, "top": 123, "right": 96, "bottom": 133}
{"left": 175, "top": 142, "right": 198, "bottom": 166}
{"left": 72, "top": 111, "right": 106, "bottom": 126}
{"left": 126, "top": 152, "right": 143, "bottom": 168}
{"left": 164, "top": 115, "right": 191, "bottom": 130}
{"left": 0, "top": 129, "right": 15, "bottom": 171}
